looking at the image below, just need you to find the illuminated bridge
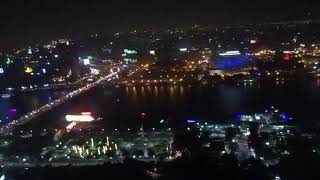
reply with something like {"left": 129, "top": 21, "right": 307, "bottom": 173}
{"left": 0, "top": 72, "right": 118, "bottom": 135}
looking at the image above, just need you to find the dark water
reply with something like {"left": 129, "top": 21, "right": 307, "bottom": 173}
{"left": 22, "top": 79, "right": 320, "bottom": 132}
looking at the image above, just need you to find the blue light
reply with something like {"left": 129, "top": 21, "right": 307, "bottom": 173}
{"left": 281, "top": 112, "right": 289, "bottom": 121}
{"left": 0, "top": 175, "right": 5, "bottom": 180}
{"left": 187, "top": 120, "right": 196, "bottom": 123}
{"left": 216, "top": 54, "right": 251, "bottom": 69}
{"left": 234, "top": 113, "right": 242, "bottom": 119}
{"left": 7, "top": 108, "right": 16, "bottom": 113}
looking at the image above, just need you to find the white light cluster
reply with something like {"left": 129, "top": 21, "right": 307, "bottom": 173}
{"left": 65, "top": 115, "right": 94, "bottom": 122}
{"left": 219, "top": 51, "right": 241, "bottom": 56}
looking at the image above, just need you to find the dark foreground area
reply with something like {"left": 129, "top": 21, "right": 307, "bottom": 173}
{"left": 14, "top": 152, "right": 320, "bottom": 180}
{"left": 8, "top": 129, "right": 320, "bottom": 180}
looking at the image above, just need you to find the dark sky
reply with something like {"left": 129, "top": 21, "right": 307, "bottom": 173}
{"left": 0, "top": 0, "right": 319, "bottom": 50}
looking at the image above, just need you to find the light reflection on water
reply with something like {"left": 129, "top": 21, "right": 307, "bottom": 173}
{"left": 116, "top": 81, "right": 320, "bottom": 127}
{"left": 125, "top": 85, "right": 186, "bottom": 99}
{"left": 316, "top": 79, "right": 320, "bottom": 88}
{"left": 154, "top": 86, "right": 158, "bottom": 97}
{"left": 14, "top": 81, "right": 320, "bottom": 131}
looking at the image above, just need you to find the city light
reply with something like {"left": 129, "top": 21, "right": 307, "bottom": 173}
{"left": 187, "top": 120, "right": 196, "bottom": 123}
{"left": 124, "top": 49, "right": 138, "bottom": 54}
{"left": 150, "top": 50, "right": 156, "bottom": 55}
{"left": 283, "top": 54, "right": 291, "bottom": 61}
{"left": 5, "top": 55, "right": 13, "bottom": 65}
{"left": 66, "top": 115, "right": 94, "bottom": 122}
{"left": 219, "top": 51, "right": 241, "bottom": 56}
{"left": 25, "top": 67, "right": 33, "bottom": 73}
{"left": 0, "top": 175, "right": 5, "bottom": 180}
{"left": 0, "top": 9, "right": 319, "bottom": 179}
{"left": 66, "top": 122, "right": 77, "bottom": 132}
{"left": 250, "top": 39, "right": 257, "bottom": 44}
{"left": 83, "top": 59, "right": 90, "bottom": 65}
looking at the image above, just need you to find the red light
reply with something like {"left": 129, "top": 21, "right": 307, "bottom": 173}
{"left": 283, "top": 54, "right": 290, "bottom": 61}
{"left": 140, "top": 112, "right": 146, "bottom": 118}
{"left": 81, "top": 112, "right": 92, "bottom": 115}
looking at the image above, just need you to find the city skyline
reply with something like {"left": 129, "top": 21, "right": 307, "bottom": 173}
{"left": 1, "top": 1, "right": 320, "bottom": 179}
{"left": 1, "top": 0, "right": 320, "bottom": 50}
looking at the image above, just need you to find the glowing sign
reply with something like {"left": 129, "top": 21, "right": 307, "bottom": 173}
{"left": 124, "top": 58, "right": 137, "bottom": 63}
{"left": 8, "top": 109, "right": 17, "bottom": 113}
{"left": 83, "top": 59, "right": 90, "bottom": 65}
{"left": 90, "top": 68, "right": 100, "bottom": 75}
{"left": 250, "top": 40, "right": 257, "bottom": 44}
{"left": 187, "top": 120, "right": 196, "bottom": 123}
{"left": 124, "top": 49, "right": 138, "bottom": 54}
{"left": 179, "top": 48, "right": 188, "bottom": 52}
{"left": 66, "top": 122, "right": 77, "bottom": 132}
{"left": 216, "top": 54, "right": 250, "bottom": 69}
{"left": 81, "top": 112, "right": 92, "bottom": 115}
{"left": 0, "top": 68, "right": 4, "bottom": 74}
{"left": 65, "top": 115, "right": 94, "bottom": 122}
{"left": 110, "top": 67, "right": 120, "bottom": 74}
{"left": 150, "top": 50, "right": 156, "bottom": 55}
{"left": 283, "top": 54, "right": 290, "bottom": 61}
{"left": 25, "top": 67, "right": 33, "bottom": 73}
{"left": 5, "top": 55, "right": 13, "bottom": 65}
{"left": 219, "top": 51, "right": 241, "bottom": 56}
{"left": 140, "top": 112, "right": 146, "bottom": 118}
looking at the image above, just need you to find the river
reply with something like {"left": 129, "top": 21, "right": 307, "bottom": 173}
{"left": 14, "top": 79, "right": 320, "bottom": 132}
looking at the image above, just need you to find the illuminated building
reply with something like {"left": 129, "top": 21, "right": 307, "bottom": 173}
{"left": 150, "top": 50, "right": 156, "bottom": 55}
{"left": 65, "top": 114, "right": 95, "bottom": 122}
{"left": 215, "top": 51, "right": 251, "bottom": 69}
{"left": 124, "top": 49, "right": 138, "bottom": 54}
{"left": 25, "top": 67, "right": 33, "bottom": 73}
{"left": 218, "top": 51, "right": 241, "bottom": 56}
{"left": 179, "top": 48, "right": 188, "bottom": 52}
{"left": 4, "top": 55, "right": 13, "bottom": 65}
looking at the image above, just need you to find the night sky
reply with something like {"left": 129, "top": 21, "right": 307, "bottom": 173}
{"left": 0, "top": 0, "right": 319, "bottom": 50}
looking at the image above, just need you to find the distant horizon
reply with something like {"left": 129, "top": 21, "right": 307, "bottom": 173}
{"left": 1, "top": 0, "right": 320, "bottom": 50}
{"left": 1, "top": 16, "right": 320, "bottom": 52}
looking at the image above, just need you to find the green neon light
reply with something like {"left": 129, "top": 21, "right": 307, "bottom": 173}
{"left": 5, "top": 55, "right": 13, "bottom": 65}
